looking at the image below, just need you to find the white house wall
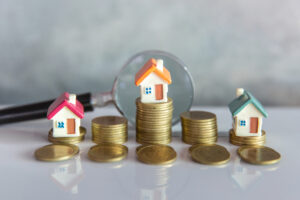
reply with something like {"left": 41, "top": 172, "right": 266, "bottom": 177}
{"left": 51, "top": 107, "right": 81, "bottom": 137}
{"left": 234, "top": 103, "right": 263, "bottom": 137}
{"left": 139, "top": 73, "right": 168, "bottom": 103}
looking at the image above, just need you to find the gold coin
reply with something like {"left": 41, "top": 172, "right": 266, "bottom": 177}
{"left": 136, "top": 97, "right": 173, "bottom": 104}
{"left": 92, "top": 116, "right": 127, "bottom": 126}
{"left": 92, "top": 140, "right": 128, "bottom": 143}
{"left": 230, "top": 137, "right": 265, "bottom": 143}
{"left": 137, "top": 131, "right": 171, "bottom": 136}
{"left": 182, "top": 135, "right": 217, "bottom": 140}
{"left": 183, "top": 131, "right": 218, "bottom": 136}
{"left": 136, "top": 132, "right": 171, "bottom": 136}
{"left": 92, "top": 125, "right": 127, "bottom": 129}
{"left": 136, "top": 135, "right": 171, "bottom": 140}
{"left": 88, "top": 144, "right": 128, "bottom": 162}
{"left": 236, "top": 138, "right": 265, "bottom": 142}
{"left": 137, "top": 145, "right": 176, "bottom": 165}
{"left": 136, "top": 139, "right": 171, "bottom": 145}
{"left": 182, "top": 125, "right": 217, "bottom": 129}
{"left": 136, "top": 118, "right": 172, "bottom": 123}
{"left": 188, "top": 144, "right": 201, "bottom": 154}
{"left": 189, "top": 143, "right": 217, "bottom": 154}
{"left": 181, "top": 111, "right": 216, "bottom": 121}
{"left": 183, "top": 133, "right": 217, "bottom": 137}
{"left": 238, "top": 146, "right": 281, "bottom": 165}
{"left": 136, "top": 128, "right": 172, "bottom": 133}
{"left": 137, "top": 109, "right": 173, "bottom": 113}
{"left": 136, "top": 133, "right": 171, "bottom": 138}
{"left": 35, "top": 144, "right": 79, "bottom": 162}
{"left": 183, "top": 137, "right": 217, "bottom": 142}
{"left": 181, "top": 119, "right": 217, "bottom": 124}
{"left": 49, "top": 126, "right": 86, "bottom": 137}
{"left": 92, "top": 137, "right": 128, "bottom": 142}
{"left": 136, "top": 145, "right": 150, "bottom": 154}
{"left": 48, "top": 127, "right": 86, "bottom": 144}
{"left": 136, "top": 106, "right": 173, "bottom": 111}
{"left": 230, "top": 140, "right": 265, "bottom": 146}
{"left": 182, "top": 139, "right": 217, "bottom": 145}
{"left": 136, "top": 138, "right": 171, "bottom": 142}
{"left": 229, "top": 129, "right": 266, "bottom": 139}
{"left": 191, "top": 144, "right": 230, "bottom": 165}
{"left": 137, "top": 139, "right": 171, "bottom": 144}
{"left": 48, "top": 139, "right": 83, "bottom": 145}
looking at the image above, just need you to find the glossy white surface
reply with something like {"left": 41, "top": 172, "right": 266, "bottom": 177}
{"left": 0, "top": 106, "right": 298, "bottom": 200}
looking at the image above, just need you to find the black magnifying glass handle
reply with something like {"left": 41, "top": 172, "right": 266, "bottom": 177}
{"left": 0, "top": 93, "right": 94, "bottom": 125}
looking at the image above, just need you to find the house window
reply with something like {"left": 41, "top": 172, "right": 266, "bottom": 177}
{"left": 145, "top": 87, "right": 152, "bottom": 95}
{"left": 239, "top": 120, "right": 246, "bottom": 127}
{"left": 57, "top": 121, "right": 65, "bottom": 128}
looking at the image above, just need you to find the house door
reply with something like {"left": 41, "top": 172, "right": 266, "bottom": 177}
{"left": 155, "top": 84, "right": 163, "bottom": 100}
{"left": 67, "top": 119, "right": 75, "bottom": 134}
{"left": 250, "top": 117, "right": 258, "bottom": 133}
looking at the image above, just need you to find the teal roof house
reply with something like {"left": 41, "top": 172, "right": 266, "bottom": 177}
{"left": 228, "top": 88, "right": 268, "bottom": 137}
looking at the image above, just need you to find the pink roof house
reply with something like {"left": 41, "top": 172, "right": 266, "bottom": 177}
{"left": 47, "top": 92, "right": 84, "bottom": 137}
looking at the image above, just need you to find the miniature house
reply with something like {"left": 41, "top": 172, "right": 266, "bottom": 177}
{"left": 47, "top": 92, "right": 84, "bottom": 137}
{"left": 135, "top": 58, "right": 172, "bottom": 103}
{"left": 228, "top": 88, "right": 268, "bottom": 137}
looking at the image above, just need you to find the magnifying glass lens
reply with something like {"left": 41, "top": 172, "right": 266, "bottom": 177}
{"left": 114, "top": 50, "right": 194, "bottom": 125}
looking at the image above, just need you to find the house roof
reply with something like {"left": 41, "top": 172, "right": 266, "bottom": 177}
{"left": 228, "top": 90, "right": 268, "bottom": 118}
{"left": 135, "top": 58, "right": 172, "bottom": 86}
{"left": 47, "top": 92, "right": 84, "bottom": 120}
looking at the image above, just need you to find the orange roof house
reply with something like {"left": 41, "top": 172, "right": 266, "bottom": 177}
{"left": 135, "top": 58, "right": 172, "bottom": 103}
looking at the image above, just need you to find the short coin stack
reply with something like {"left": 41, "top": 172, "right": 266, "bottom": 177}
{"left": 92, "top": 116, "right": 128, "bottom": 144}
{"left": 136, "top": 97, "right": 173, "bottom": 144}
{"left": 229, "top": 129, "right": 266, "bottom": 146}
{"left": 48, "top": 127, "right": 86, "bottom": 144}
{"left": 180, "top": 111, "right": 218, "bottom": 144}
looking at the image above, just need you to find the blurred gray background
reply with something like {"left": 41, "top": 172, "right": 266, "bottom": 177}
{"left": 0, "top": 0, "right": 299, "bottom": 106}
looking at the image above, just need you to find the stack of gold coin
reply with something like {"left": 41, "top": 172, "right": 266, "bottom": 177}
{"left": 229, "top": 129, "right": 266, "bottom": 146}
{"left": 92, "top": 116, "right": 128, "bottom": 144}
{"left": 48, "top": 127, "right": 86, "bottom": 144}
{"left": 136, "top": 97, "right": 173, "bottom": 145}
{"left": 180, "top": 111, "right": 218, "bottom": 145}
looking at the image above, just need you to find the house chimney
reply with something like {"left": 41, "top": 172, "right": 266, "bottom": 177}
{"left": 156, "top": 59, "right": 164, "bottom": 71}
{"left": 236, "top": 88, "right": 244, "bottom": 97}
{"left": 69, "top": 94, "right": 77, "bottom": 105}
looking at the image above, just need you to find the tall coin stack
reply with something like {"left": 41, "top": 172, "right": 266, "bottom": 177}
{"left": 180, "top": 111, "right": 218, "bottom": 144}
{"left": 229, "top": 129, "right": 266, "bottom": 146}
{"left": 136, "top": 97, "right": 173, "bottom": 144}
{"left": 92, "top": 116, "right": 128, "bottom": 144}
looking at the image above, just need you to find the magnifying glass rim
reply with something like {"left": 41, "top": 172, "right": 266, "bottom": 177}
{"left": 111, "top": 49, "right": 195, "bottom": 125}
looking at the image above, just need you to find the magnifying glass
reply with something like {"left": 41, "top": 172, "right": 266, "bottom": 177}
{"left": 0, "top": 50, "right": 194, "bottom": 125}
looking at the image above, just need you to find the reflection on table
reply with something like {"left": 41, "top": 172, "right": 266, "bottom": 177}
{"left": 50, "top": 155, "right": 84, "bottom": 194}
